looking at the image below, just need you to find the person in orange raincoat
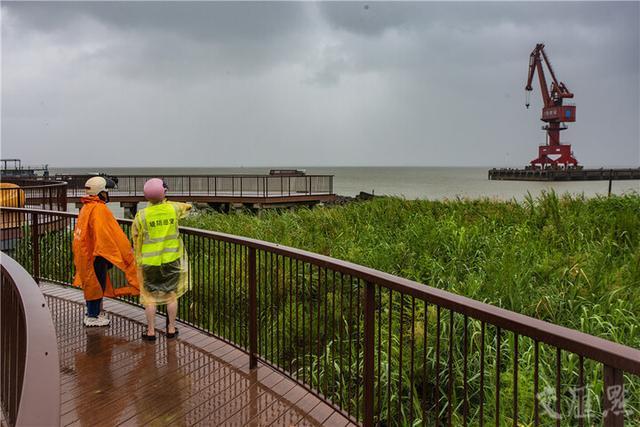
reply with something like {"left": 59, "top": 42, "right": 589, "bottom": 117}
{"left": 73, "top": 176, "right": 139, "bottom": 327}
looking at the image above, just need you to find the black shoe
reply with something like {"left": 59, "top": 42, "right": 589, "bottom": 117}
{"left": 166, "top": 328, "right": 179, "bottom": 339}
{"left": 142, "top": 332, "right": 156, "bottom": 341}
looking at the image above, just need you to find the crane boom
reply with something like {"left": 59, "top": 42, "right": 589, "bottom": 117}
{"left": 525, "top": 43, "right": 574, "bottom": 108}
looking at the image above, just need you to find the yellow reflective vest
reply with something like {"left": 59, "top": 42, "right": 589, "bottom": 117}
{"left": 137, "top": 202, "right": 181, "bottom": 266}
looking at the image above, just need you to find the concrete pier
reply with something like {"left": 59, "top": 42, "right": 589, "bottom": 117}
{"left": 488, "top": 167, "right": 640, "bottom": 181}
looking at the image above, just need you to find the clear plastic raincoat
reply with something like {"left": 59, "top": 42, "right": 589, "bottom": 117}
{"left": 131, "top": 200, "right": 191, "bottom": 305}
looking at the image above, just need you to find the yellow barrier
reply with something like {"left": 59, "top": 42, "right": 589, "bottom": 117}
{"left": 1, "top": 183, "right": 26, "bottom": 230}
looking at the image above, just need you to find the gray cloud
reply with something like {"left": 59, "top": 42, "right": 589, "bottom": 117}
{"left": 2, "top": 1, "right": 638, "bottom": 167}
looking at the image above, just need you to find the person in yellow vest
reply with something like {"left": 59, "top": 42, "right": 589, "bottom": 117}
{"left": 131, "top": 178, "right": 191, "bottom": 341}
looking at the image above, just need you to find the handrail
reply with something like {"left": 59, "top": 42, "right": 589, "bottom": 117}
{"left": 177, "top": 223, "right": 640, "bottom": 372}
{"left": 3, "top": 207, "right": 639, "bottom": 373}
{"left": 54, "top": 173, "right": 335, "bottom": 178}
{"left": 0, "top": 180, "right": 67, "bottom": 211}
{"left": 1, "top": 206, "right": 638, "bottom": 426}
{"left": 0, "top": 182, "right": 67, "bottom": 189}
{"left": 60, "top": 174, "right": 334, "bottom": 199}
{"left": 0, "top": 253, "right": 60, "bottom": 427}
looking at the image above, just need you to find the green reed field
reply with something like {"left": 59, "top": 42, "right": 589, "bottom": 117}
{"left": 181, "top": 191, "right": 640, "bottom": 424}
{"left": 184, "top": 192, "right": 640, "bottom": 349}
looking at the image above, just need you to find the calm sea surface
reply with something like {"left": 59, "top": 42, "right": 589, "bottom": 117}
{"left": 52, "top": 167, "right": 639, "bottom": 201}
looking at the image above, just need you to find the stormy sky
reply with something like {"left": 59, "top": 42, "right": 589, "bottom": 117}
{"left": 1, "top": 1, "right": 638, "bottom": 167}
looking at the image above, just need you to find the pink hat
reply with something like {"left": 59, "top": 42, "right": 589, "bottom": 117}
{"left": 143, "top": 178, "right": 165, "bottom": 201}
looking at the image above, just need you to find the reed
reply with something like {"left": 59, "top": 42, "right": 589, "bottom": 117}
{"left": 183, "top": 191, "right": 640, "bottom": 424}
{"left": 184, "top": 192, "right": 640, "bottom": 349}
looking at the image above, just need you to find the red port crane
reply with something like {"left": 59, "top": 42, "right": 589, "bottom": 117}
{"left": 525, "top": 43, "right": 579, "bottom": 168}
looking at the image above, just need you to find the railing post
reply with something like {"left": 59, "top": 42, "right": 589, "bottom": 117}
{"left": 603, "top": 364, "right": 624, "bottom": 427}
{"left": 248, "top": 247, "right": 258, "bottom": 369}
{"left": 188, "top": 176, "right": 192, "bottom": 196}
{"left": 363, "top": 281, "right": 375, "bottom": 426}
{"left": 30, "top": 212, "right": 40, "bottom": 284}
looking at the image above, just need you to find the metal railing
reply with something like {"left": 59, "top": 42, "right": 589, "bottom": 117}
{"left": 0, "top": 179, "right": 67, "bottom": 211}
{"left": 0, "top": 253, "right": 60, "bottom": 427}
{"left": 0, "top": 207, "right": 638, "bottom": 426}
{"left": 59, "top": 174, "right": 334, "bottom": 198}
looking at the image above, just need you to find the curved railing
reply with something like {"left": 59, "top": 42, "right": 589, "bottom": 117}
{"left": 1, "top": 207, "right": 639, "bottom": 426}
{"left": 0, "top": 179, "right": 67, "bottom": 211}
{"left": 0, "top": 253, "right": 60, "bottom": 426}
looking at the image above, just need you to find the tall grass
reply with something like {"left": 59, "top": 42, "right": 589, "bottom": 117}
{"left": 184, "top": 192, "right": 640, "bottom": 349}
{"left": 182, "top": 192, "right": 640, "bottom": 424}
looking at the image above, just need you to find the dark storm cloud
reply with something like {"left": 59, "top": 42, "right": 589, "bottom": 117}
{"left": 1, "top": 1, "right": 638, "bottom": 167}
{"left": 7, "top": 1, "right": 309, "bottom": 41}
{"left": 316, "top": 2, "right": 639, "bottom": 72}
{"left": 4, "top": 1, "right": 315, "bottom": 79}
{"left": 316, "top": 1, "right": 635, "bottom": 35}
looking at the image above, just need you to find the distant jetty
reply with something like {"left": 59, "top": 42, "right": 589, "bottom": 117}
{"left": 488, "top": 167, "right": 640, "bottom": 181}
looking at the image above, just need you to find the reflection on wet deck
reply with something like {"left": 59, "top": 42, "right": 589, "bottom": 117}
{"left": 42, "top": 284, "right": 352, "bottom": 426}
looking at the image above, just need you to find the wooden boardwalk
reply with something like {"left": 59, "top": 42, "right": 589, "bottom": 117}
{"left": 41, "top": 284, "right": 352, "bottom": 427}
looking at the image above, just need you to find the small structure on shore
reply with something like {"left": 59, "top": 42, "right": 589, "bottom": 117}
{"left": 1, "top": 159, "right": 49, "bottom": 178}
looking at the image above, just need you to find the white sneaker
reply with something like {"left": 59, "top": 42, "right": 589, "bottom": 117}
{"left": 83, "top": 315, "right": 110, "bottom": 327}
{"left": 98, "top": 312, "right": 108, "bottom": 320}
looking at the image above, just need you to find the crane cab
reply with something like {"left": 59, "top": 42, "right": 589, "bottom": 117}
{"left": 541, "top": 105, "right": 575, "bottom": 123}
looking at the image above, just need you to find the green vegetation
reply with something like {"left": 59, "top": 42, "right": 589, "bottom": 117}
{"left": 182, "top": 192, "right": 640, "bottom": 425}
{"left": 185, "top": 192, "right": 640, "bottom": 349}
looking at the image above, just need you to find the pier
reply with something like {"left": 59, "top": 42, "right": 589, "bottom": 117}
{"left": 1, "top": 173, "right": 336, "bottom": 217}
{"left": 488, "top": 167, "right": 640, "bottom": 181}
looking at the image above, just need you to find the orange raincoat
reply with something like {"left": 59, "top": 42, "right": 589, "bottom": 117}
{"left": 72, "top": 196, "right": 139, "bottom": 300}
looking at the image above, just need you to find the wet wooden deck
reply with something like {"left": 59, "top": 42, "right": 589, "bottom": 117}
{"left": 41, "top": 284, "right": 353, "bottom": 427}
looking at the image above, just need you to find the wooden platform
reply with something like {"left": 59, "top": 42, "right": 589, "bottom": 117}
{"left": 62, "top": 174, "right": 336, "bottom": 208}
{"left": 41, "top": 284, "right": 353, "bottom": 427}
